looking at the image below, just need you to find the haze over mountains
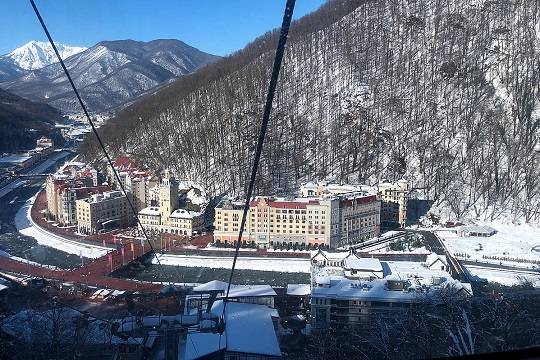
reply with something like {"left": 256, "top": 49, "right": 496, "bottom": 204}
{"left": 0, "top": 39, "right": 219, "bottom": 114}
{"left": 82, "top": 0, "right": 540, "bottom": 224}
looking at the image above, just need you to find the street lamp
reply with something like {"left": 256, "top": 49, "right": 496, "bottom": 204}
{"left": 22, "top": 247, "right": 33, "bottom": 275}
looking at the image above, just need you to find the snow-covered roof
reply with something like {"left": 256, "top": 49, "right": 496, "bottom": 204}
{"left": 189, "top": 283, "right": 276, "bottom": 298}
{"left": 192, "top": 280, "right": 229, "bottom": 292}
{"left": 426, "top": 253, "right": 448, "bottom": 267}
{"left": 225, "top": 284, "right": 276, "bottom": 298}
{"left": 311, "top": 249, "right": 350, "bottom": 262}
{"left": 170, "top": 208, "right": 201, "bottom": 219}
{"left": 0, "top": 153, "right": 31, "bottom": 164}
{"left": 326, "top": 183, "right": 362, "bottom": 193}
{"left": 301, "top": 181, "right": 317, "bottom": 189}
{"left": 286, "top": 284, "right": 311, "bottom": 296}
{"left": 313, "top": 261, "right": 472, "bottom": 302}
{"left": 343, "top": 257, "right": 383, "bottom": 272}
{"left": 185, "top": 332, "right": 226, "bottom": 360}
{"left": 459, "top": 225, "right": 497, "bottom": 235}
{"left": 139, "top": 206, "right": 160, "bottom": 216}
{"left": 0, "top": 278, "right": 11, "bottom": 292}
{"left": 210, "top": 301, "right": 281, "bottom": 357}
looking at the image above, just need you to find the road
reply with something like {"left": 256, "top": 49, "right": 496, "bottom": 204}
{"left": 418, "top": 230, "right": 446, "bottom": 255}
{"left": 462, "top": 259, "right": 540, "bottom": 273}
{"left": 417, "top": 230, "right": 471, "bottom": 282}
{"left": 0, "top": 150, "right": 72, "bottom": 199}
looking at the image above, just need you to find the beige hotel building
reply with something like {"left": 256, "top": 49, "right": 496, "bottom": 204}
{"left": 214, "top": 192, "right": 380, "bottom": 249}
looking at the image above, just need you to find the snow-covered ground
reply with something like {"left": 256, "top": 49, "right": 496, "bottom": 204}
{"left": 153, "top": 254, "right": 311, "bottom": 273}
{"left": 437, "top": 223, "right": 540, "bottom": 269}
{"left": 15, "top": 193, "right": 108, "bottom": 259}
{"left": 466, "top": 265, "right": 540, "bottom": 287}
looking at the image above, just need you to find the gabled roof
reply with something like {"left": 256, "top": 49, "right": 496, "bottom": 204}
{"left": 343, "top": 257, "right": 383, "bottom": 272}
{"left": 113, "top": 156, "right": 137, "bottom": 170}
{"left": 287, "top": 284, "right": 311, "bottom": 296}
{"left": 184, "top": 332, "right": 226, "bottom": 360}
{"left": 425, "top": 253, "right": 448, "bottom": 267}
{"left": 458, "top": 225, "right": 497, "bottom": 235}
{"left": 139, "top": 207, "right": 160, "bottom": 216}
{"left": 170, "top": 209, "right": 201, "bottom": 219}
{"left": 311, "top": 249, "right": 350, "bottom": 262}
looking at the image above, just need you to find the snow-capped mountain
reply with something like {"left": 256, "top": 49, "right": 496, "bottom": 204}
{"left": 5, "top": 40, "right": 86, "bottom": 70}
{"left": 0, "top": 39, "right": 219, "bottom": 114}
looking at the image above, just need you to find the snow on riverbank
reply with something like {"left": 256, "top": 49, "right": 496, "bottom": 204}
{"left": 153, "top": 254, "right": 311, "bottom": 273}
{"left": 15, "top": 194, "right": 108, "bottom": 259}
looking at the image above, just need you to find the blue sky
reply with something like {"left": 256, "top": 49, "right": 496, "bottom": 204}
{"left": 0, "top": 0, "right": 325, "bottom": 56}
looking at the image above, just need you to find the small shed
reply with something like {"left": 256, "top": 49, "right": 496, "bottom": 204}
{"left": 458, "top": 225, "right": 497, "bottom": 237}
{"left": 425, "top": 253, "right": 449, "bottom": 272}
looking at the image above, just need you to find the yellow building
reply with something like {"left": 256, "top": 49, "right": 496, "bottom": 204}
{"left": 214, "top": 199, "right": 248, "bottom": 242}
{"left": 169, "top": 209, "right": 203, "bottom": 236}
{"left": 300, "top": 180, "right": 409, "bottom": 228}
{"left": 377, "top": 179, "right": 408, "bottom": 227}
{"left": 76, "top": 191, "right": 131, "bottom": 234}
{"left": 214, "top": 193, "right": 380, "bottom": 249}
{"left": 138, "top": 170, "right": 202, "bottom": 236}
{"left": 158, "top": 169, "right": 178, "bottom": 226}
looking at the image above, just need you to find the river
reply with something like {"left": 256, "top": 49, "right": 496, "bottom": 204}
{"left": 0, "top": 153, "right": 310, "bottom": 285}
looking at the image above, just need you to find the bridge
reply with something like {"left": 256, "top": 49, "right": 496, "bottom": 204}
{"left": 0, "top": 234, "right": 188, "bottom": 292}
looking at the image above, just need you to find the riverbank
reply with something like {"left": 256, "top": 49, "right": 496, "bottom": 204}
{"left": 15, "top": 189, "right": 109, "bottom": 260}
{"left": 153, "top": 253, "right": 311, "bottom": 273}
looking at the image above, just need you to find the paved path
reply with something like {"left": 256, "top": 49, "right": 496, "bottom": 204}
{"left": 462, "top": 259, "right": 540, "bottom": 273}
{"left": 419, "top": 230, "right": 470, "bottom": 282}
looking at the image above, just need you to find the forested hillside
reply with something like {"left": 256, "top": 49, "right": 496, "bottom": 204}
{"left": 82, "top": 0, "right": 540, "bottom": 224}
{"left": 0, "top": 88, "right": 64, "bottom": 152}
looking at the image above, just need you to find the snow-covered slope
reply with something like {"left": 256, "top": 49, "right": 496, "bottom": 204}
{"left": 0, "top": 39, "right": 219, "bottom": 114}
{"left": 88, "top": 0, "right": 540, "bottom": 225}
{"left": 4, "top": 41, "right": 86, "bottom": 70}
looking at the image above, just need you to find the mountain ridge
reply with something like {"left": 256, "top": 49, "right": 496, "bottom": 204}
{"left": 0, "top": 39, "right": 220, "bottom": 115}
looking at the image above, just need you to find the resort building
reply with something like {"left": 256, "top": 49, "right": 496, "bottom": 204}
{"left": 310, "top": 252, "right": 472, "bottom": 328}
{"left": 45, "top": 170, "right": 109, "bottom": 226}
{"left": 377, "top": 179, "right": 409, "bottom": 227}
{"left": 213, "top": 198, "right": 249, "bottom": 243}
{"left": 76, "top": 191, "right": 131, "bottom": 234}
{"left": 169, "top": 209, "right": 203, "bottom": 236}
{"left": 214, "top": 192, "right": 380, "bottom": 249}
{"left": 300, "top": 179, "right": 410, "bottom": 228}
{"left": 124, "top": 171, "right": 159, "bottom": 212}
{"left": 457, "top": 225, "right": 497, "bottom": 237}
{"left": 138, "top": 170, "right": 203, "bottom": 236}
